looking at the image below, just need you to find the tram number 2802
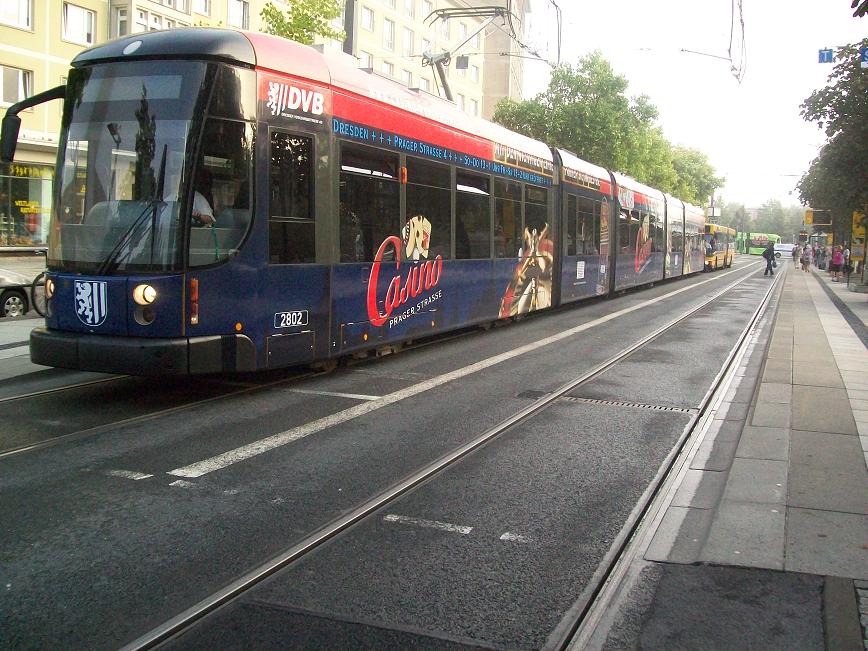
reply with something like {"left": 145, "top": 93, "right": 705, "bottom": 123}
{"left": 274, "top": 311, "right": 309, "bottom": 329}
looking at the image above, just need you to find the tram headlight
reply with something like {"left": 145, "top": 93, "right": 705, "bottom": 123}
{"left": 45, "top": 278, "right": 55, "bottom": 299}
{"left": 133, "top": 284, "right": 157, "bottom": 305}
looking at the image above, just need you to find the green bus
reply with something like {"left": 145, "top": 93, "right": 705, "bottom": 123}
{"left": 737, "top": 232, "right": 781, "bottom": 255}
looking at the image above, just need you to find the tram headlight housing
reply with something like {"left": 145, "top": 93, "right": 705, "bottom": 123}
{"left": 133, "top": 284, "right": 157, "bottom": 305}
{"left": 44, "top": 278, "right": 54, "bottom": 299}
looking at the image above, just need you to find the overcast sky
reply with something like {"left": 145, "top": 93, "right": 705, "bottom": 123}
{"left": 520, "top": 0, "right": 865, "bottom": 208}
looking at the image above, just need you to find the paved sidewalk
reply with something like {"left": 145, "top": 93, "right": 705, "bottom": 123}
{"left": 601, "top": 263, "right": 868, "bottom": 650}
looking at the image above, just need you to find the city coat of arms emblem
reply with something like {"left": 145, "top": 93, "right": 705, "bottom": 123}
{"left": 74, "top": 280, "right": 108, "bottom": 326}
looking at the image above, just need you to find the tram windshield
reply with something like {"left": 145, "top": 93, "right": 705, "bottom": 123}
{"left": 49, "top": 60, "right": 252, "bottom": 273}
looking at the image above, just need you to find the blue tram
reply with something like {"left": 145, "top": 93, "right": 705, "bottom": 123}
{"left": 0, "top": 29, "right": 707, "bottom": 375}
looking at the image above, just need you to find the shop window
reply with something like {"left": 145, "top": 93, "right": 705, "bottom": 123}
{"left": 267, "top": 132, "right": 314, "bottom": 265}
{"left": 63, "top": 3, "right": 95, "bottom": 46}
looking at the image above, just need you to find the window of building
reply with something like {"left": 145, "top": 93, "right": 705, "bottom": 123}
{"left": 470, "top": 65, "right": 479, "bottom": 82}
{"left": 227, "top": 0, "right": 249, "bottom": 29}
{"left": 419, "top": 77, "right": 430, "bottom": 92}
{"left": 340, "top": 144, "right": 400, "bottom": 262}
{"left": 268, "top": 132, "right": 315, "bottom": 264}
{"left": 456, "top": 93, "right": 464, "bottom": 111}
{"left": 115, "top": 7, "right": 128, "bottom": 37}
{"left": 134, "top": 9, "right": 147, "bottom": 32}
{"left": 359, "top": 51, "right": 373, "bottom": 68}
{"left": 360, "top": 6, "right": 373, "bottom": 30}
{"left": 402, "top": 27, "right": 414, "bottom": 57}
{"left": 0, "top": 65, "right": 32, "bottom": 106}
{"left": 193, "top": 0, "right": 210, "bottom": 15}
{"left": 149, "top": 12, "right": 162, "bottom": 30}
{"left": 459, "top": 22, "right": 467, "bottom": 40}
{"left": 385, "top": 0, "right": 395, "bottom": 8}
{"left": 401, "top": 69, "right": 412, "bottom": 86}
{"left": 62, "top": 3, "right": 95, "bottom": 46}
{"left": 383, "top": 18, "right": 395, "bottom": 50}
{"left": 494, "top": 179, "right": 520, "bottom": 258}
{"left": 457, "top": 65, "right": 466, "bottom": 77}
{"left": 422, "top": 0, "right": 433, "bottom": 16}
{"left": 0, "top": 0, "right": 31, "bottom": 29}
{"left": 404, "top": 0, "right": 415, "bottom": 18}
{"left": 473, "top": 32, "right": 481, "bottom": 48}
{"left": 440, "top": 18, "right": 449, "bottom": 39}
{"left": 165, "top": 17, "right": 175, "bottom": 29}
{"left": 381, "top": 60, "right": 394, "bottom": 77}
{"left": 456, "top": 171, "right": 490, "bottom": 259}
{"left": 421, "top": 37, "right": 432, "bottom": 54}
{"left": 469, "top": 98, "right": 478, "bottom": 116}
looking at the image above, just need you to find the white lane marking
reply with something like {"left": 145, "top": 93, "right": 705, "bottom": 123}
{"left": 167, "top": 265, "right": 755, "bottom": 479}
{"left": 106, "top": 470, "right": 153, "bottom": 481}
{"left": 169, "top": 479, "right": 198, "bottom": 488}
{"left": 499, "top": 532, "right": 532, "bottom": 543}
{"left": 383, "top": 514, "right": 473, "bottom": 535}
{"left": 287, "top": 389, "right": 381, "bottom": 401}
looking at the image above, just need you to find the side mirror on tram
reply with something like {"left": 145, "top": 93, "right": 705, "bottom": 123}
{"left": 0, "top": 114, "right": 21, "bottom": 163}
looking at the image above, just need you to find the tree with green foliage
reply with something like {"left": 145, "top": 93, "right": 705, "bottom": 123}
{"left": 492, "top": 52, "right": 722, "bottom": 206}
{"left": 259, "top": 0, "right": 345, "bottom": 45}
{"left": 797, "top": 39, "right": 867, "bottom": 238}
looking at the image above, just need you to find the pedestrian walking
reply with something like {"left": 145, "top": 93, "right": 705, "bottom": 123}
{"left": 792, "top": 244, "right": 801, "bottom": 266}
{"left": 762, "top": 241, "right": 776, "bottom": 276}
{"left": 831, "top": 245, "right": 844, "bottom": 282}
{"left": 800, "top": 244, "right": 813, "bottom": 272}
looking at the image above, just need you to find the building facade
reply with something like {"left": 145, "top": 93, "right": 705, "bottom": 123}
{"left": 0, "top": 0, "right": 526, "bottom": 248}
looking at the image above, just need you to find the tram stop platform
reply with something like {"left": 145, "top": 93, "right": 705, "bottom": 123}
{"left": 594, "top": 262, "right": 868, "bottom": 650}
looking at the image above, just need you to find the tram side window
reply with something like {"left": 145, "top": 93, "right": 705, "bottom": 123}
{"left": 456, "top": 171, "right": 491, "bottom": 259}
{"left": 651, "top": 213, "right": 665, "bottom": 253}
{"left": 524, "top": 184, "right": 548, "bottom": 237}
{"left": 495, "top": 179, "right": 521, "bottom": 258}
{"left": 565, "top": 193, "right": 578, "bottom": 256}
{"left": 268, "top": 132, "right": 315, "bottom": 264}
{"left": 340, "top": 144, "right": 400, "bottom": 262}
{"left": 406, "top": 157, "right": 451, "bottom": 259}
{"left": 577, "top": 197, "right": 598, "bottom": 254}
{"left": 190, "top": 118, "right": 254, "bottom": 267}
{"left": 619, "top": 210, "right": 634, "bottom": 253}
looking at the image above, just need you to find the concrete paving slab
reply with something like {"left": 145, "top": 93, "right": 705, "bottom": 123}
{"left": 763, "top": 366, "right": 792, "bottom": 384}
{"left": 789, "top": 431, "right": 868, "bottom": 514}
{"left": 851, "top": 410, "right": 868, "bottom": 425}
{"left": 757, "top": 382, "right": 792, "bottom": 404}
{"left": 736, "top": 426, "right": 789, "bottom": 461}
{"left": 690, "top": 436, "right": 739, "bottom": 472}
{"left": 766, "top": 346, "right": 793, "bottom": 360}
{"left": 793, "top": 345, "right": 835, "bottom": 362}
{"left": 785, "top": 508, "right": 868, "bottom": 580}
{"left": 644, "top": 506, "right": 713, "bottom": 564}
{"left": 671, "top": 469, "right": 728, "bottom": 510}
{"left": 714, "top": 401, "right": 749, "bottom": 422}
{"left": 701, "top": 500, "right": 785, "bottom": 569}
{"left": 751, "top": 402, "right": 791, "bottom": 429}
{"left": 793, "top": 366, "right": 845, "bottom": 388}
{"left": 722, "top": 458, "right": 787, "bottom": 504}
{"left": 792, "top": 386, "right": 857, "bottom": 435}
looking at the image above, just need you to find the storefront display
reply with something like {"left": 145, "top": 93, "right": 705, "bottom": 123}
{"left": 0, "top": 162, "right": 53, "bottom": 247}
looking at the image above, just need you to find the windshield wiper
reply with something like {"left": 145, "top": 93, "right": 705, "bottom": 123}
{"left": 95, "top": 144, "right": 168, "bottom": 276}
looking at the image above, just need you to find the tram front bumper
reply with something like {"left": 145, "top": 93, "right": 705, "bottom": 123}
{"left": 29, "top": 327, "right": 256, "bottom": 375}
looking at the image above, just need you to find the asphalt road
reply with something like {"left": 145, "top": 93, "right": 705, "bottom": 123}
{"left": 0, "top": 257, "right": 771, "bottom": 649}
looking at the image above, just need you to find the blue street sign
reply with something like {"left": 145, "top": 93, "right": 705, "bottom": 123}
{"left": 861, "top": 46, "right": 868, "bottom": 68}
{"left": 818, "top": 48, "right": 834, "bottom": 63}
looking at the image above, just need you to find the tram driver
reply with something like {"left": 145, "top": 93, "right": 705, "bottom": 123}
{"left": 192, "top": 168, "right": 216, "bottom": 226}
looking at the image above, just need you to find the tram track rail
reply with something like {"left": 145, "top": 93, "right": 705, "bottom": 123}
{"left": 120, "top": 263, "right": 771, "bottom": 651}
{"left": 548, "top": 268, "right": 784, "bottom": 651}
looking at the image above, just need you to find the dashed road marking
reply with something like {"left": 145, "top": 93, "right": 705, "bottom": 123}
{"left": 106, "top": 470, "right": 153, "bottom": 481}
{"left": 383, "top": 514, "right": 473, "bottom": 535}
{"left": 169, "top": 479, "right": 198, "bottom": 488}
{"left": 499, "top": 532, "right": 532, "bottom": 543}
{"left": 288, "top": 389, "right": 381, "bottom": 401}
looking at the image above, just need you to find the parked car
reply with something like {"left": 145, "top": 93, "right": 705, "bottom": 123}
{"left": 774, "top": 243, "right": 795, "bottom": 258}
{"left": 0, "top": 268, "right": 33, "bottom": 317}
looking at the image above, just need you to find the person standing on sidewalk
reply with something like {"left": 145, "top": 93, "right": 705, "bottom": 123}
{"left": 762, "top": 241, "right": 776, "bottom": 276}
